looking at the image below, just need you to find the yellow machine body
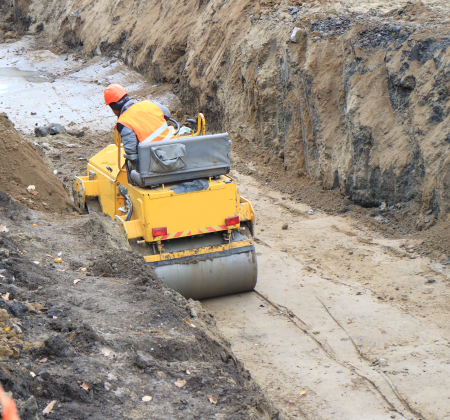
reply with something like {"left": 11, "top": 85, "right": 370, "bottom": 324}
{"left": 73, "top": 116, "right": 257, "bottom": 299}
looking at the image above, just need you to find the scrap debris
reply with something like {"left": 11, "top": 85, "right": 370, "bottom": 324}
{"left": 42, "top": 400, "right": 57, "bottom": 415}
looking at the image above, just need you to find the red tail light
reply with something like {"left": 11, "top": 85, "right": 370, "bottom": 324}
{"left": 225, "top": 216, "right": 239, "bottom": 226}
{"left": 152, "top": 227, "right": 167, "bottom": 237}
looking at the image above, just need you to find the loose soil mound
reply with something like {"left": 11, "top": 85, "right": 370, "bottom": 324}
{"left": 0, "top": 114, "right": 73, "bottom": 214}
{"left": 0, "top": 192, "right": 275, "bottom": 419}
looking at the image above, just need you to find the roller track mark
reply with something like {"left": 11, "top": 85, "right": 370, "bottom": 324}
{"left": 315, "top": 296, "right": 424, "bottom": 420}
{"left": 253, "top": 290, "right": 418, "bottom": 420}
{"left": 315, "top": 296, "right": 370, "bottom": 361}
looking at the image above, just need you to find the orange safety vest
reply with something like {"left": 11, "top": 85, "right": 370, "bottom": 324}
{"left": 117, "top": 101, "right": 172, "bottom": 143}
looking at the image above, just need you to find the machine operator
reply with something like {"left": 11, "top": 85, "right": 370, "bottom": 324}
{"left": 104, "top": 84, "right": 172, "bottom": 162}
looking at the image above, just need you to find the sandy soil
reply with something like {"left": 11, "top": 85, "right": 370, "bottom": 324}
{"left": 204, "top": 171, "right": 450, "bottom": 420}
{"left": 0, "top": 113, "right": 74, "bottom": 214}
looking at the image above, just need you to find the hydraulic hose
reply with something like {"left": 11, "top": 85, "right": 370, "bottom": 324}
{"left": 118, "top": 185, "right": 133, "bottom": 222}
{"left": 167, "top": 117, "right": 180, "bottom": 135}
{"left": 125, "top": 195, "right": 133, "bottom": 222}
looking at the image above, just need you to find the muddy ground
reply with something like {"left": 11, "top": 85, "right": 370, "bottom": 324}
{"left": 1, "top": 3, "right": 450, "bottom": 419}
{"left": 0, "top": 183, "right": 275, "bottom": 419}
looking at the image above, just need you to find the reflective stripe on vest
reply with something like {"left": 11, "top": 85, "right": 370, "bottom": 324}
{"left": 141, "top": 123, "right": 168, "bottom": 144}
{"left": 117, "top": 101, "right": 171, "bottom": 143}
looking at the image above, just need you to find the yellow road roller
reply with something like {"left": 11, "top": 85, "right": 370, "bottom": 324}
{"left": 73, "top": 114, "right": 257, "bottom": 299}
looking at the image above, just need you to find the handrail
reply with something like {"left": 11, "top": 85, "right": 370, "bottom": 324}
{"left": 200, "top": 113, "right": 206, "bottom": 136}
{"left": 193, "top": 113, "right": 206, "bottom": 137}
{"left": 114, "top": 128, "right": 126, "bottom": 173}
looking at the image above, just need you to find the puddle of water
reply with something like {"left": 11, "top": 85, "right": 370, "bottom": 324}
{"left": 0, "top": 67, "right": 47, "bottom": 83}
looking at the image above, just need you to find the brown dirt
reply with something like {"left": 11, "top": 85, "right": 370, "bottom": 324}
{"left": 0, "top": 191, "right": 276, "bottom": 419}
{"left": 8, "top": 0, "right": 450, "bottom": 257}
{"left": 2, "top": 0, "right": 450, "bottom": 417}
{"left": 0, "top": 114, "right": 74, "bottom": 214}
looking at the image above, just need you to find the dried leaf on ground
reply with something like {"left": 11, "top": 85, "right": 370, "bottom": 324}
{"left": 76, "top": 267, "right": 87, "bottom": 273}
{"left": 80, "top": 383, "right": 89, "bottom": 391}
{"left": 2, "top": 293, "right": 10, "bottom": 301}
{"left": 54, "top": 258, "right": 62, "bottom": 263}
{"left": 73, "top": 279, "right": 82, "bottom": 285}
{"left": 42, "top": 400, "right": 57, "bottom": 415}
{"left": 142, "top": 396, "right": 153, "bottom": 402}
{"left": 175, "top": 379, "right": 187, "bottom": 388}
{"left": 208, "top": 396, "right": 218, "bottom": 404}
{"left": 0, "top": 226, "right": 9, "bottom": 233}
{"left": 5, "top": 327, "right": 10, "bottom": 332}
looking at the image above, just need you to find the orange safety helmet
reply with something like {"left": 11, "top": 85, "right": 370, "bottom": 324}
{"left": 104, "top": 84, "right": 128, "bottom": 105}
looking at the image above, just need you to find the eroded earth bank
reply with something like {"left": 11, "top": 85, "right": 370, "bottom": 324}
{"left": 1, "top": 0, "right": 450, "bottom": 419}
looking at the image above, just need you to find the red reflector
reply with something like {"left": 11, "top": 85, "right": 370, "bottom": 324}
{"left": 152, "top": 227, "right": 167, "bottom": 237}
{"left": 225, "top": 216, "right": 239, "bottom": 226}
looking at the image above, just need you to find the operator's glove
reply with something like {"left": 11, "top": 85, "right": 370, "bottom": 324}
{"left": 123, "top": 153, "right": 138, "bottom": 162}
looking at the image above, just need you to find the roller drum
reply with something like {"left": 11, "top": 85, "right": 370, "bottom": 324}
{"left": 153, "top": 249, "right": 257, "bottom": 300}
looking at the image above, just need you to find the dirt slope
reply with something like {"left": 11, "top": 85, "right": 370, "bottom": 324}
{"left": 5, "top": 0, "right": 450, "bottom": 230}
{"left": 0, "top": 193, "right": 276, "bottom": 419}
{"left": 0, "top": 114, "right": 73, "bottom": 214}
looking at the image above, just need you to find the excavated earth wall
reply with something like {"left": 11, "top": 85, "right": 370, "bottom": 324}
{"left": 3, "top": 0, "right": 450, "bottom": 227}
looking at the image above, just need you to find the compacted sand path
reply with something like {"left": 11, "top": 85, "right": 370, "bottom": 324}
{"left": 204, "top": 172, "right": 450, "bottom": 420}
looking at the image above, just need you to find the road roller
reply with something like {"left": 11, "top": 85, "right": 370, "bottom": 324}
{"left": 72, "top": 113, "right": 257, "bottom": 299}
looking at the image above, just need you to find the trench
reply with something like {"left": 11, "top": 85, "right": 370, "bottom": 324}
{"left": 3, "top": 38, "right": 450, "bottom": 420}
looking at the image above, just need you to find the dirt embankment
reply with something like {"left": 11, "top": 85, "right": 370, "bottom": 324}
{"left": 0, "top": 196, "right": 276, "bottom": 418}
{"left": 0, "top": 114, "right": 74, "bottom": 214}
{"left": 5, "top": 0, "right": 450, "bottom": 229}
